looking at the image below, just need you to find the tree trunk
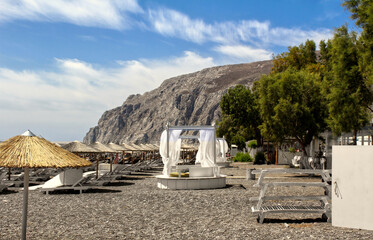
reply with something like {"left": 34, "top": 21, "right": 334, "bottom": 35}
{"left": 353, "top": 129, "right": 357, "bottom": 145}
{"left": 299, "top": 143, "right": 311, "bottom": 169}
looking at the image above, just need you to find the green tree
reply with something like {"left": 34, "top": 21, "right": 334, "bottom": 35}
{"left": 257, "top": 69, "right": 327, "bottom": 155}
{"left": 272, "top": 40, "right": 322, "bottom": 74}
{"left": 343, "top": 0, "right": 373, "bottom": 83}
{"left": 217, "top": 85, "right": 262, "bottom": 150}
{"left": 324, "top": 26, "right": 371, "bottom": 143}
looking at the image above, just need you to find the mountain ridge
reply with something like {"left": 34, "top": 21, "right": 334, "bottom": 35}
{"left": 83, "top": 60, "right": 273, "bottom": 144}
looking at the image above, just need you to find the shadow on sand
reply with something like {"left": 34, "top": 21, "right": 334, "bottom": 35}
{"left": 118, "top": 176, "right": 145, "bottom": 181}
{"left": 261, "top": 217, "right": 327, "bottom": 224}
{"left": 225, "top": 184, "right": 247, "bottom": 190}
{"left": 42, "top": 188, "right": 123, "bottom": 195}
{"left": 105, "top": 181, "right": 135, "bottom": 187}
{"left": 0, "top": 189, "right": 18, "bottom": 195}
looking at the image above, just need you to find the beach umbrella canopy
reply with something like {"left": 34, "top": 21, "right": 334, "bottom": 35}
{"left": 149, "top": 143, "right": 160, "bottom": 151}
{"left": 138, "top": 144, "right": 154, "bottom": 151}
{"left": 0, "top": 131, "right": 92, "bottom": 168}
{"left": 121, "top": 143, "right": 138, "bottom": 151}
{"left": 127, "top": 143, "right": 143, "bottom": 151}
{"left": 62, "top": 140, "right": 100, "bottom": 153}
{"left": 89, "top": 142, "right": 117, "bottom": 153}
{"left": 0, "top": 130, "right": 92, "bottom": 240}
{"left": 107, "top": 142, "right": 127, "bottom": 151}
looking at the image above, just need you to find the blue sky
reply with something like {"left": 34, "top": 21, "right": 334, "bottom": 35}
{"left": 0, "top": 0, "right": 354, "bottom": 141}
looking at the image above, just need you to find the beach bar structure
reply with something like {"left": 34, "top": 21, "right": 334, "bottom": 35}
{"left": 156, "top": 124, "right": 226, "bottom": 190}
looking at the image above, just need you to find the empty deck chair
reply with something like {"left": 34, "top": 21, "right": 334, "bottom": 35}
{"left": 0, "top": 171, "right": 8, "bottom": 192}
{"left": 41, "top": 172, "right": 97, "bottom": 194}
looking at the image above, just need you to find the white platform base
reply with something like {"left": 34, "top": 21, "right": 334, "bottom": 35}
{"left": 156, "top": 175, "right": 226, "bottom": 190}
{"left": 216, "top": 162, "right": 230, "bottom": 168}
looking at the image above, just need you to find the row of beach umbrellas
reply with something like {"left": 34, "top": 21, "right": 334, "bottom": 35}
{"left": 0, "top": 131, "right": 198, "bottom": 239}
{"left": 54, "top": 141, "right": 198, "bottom": 153}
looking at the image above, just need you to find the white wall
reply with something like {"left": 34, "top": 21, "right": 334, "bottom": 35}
{"left": 332, "top": 146, "right": 373, "bottom": 230}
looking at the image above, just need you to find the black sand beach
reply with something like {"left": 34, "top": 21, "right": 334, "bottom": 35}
{"left": 1, "top": 165, "right": 372, "bottom": 240}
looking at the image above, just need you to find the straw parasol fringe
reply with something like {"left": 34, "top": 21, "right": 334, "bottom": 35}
{"left": 0, "top": 136, "right": 92, "bottom": 168}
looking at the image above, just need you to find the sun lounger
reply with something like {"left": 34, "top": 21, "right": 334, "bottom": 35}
{"left": 250, "top": 169, "right": 331, "bottom": 223}
{"left": 0, "top": 171, "right": 7, "bottom": 181}
{"left": 0, "top": 184, "right": 7, "bottom": 193}
{"left": 0, "top": 172, "right": 8, "bottom": 193}
{"left": 40, "top": 169, "right": 122, "bottom": 194}
{"left": 40, "top": 172, "right": 98, "bottom": 194}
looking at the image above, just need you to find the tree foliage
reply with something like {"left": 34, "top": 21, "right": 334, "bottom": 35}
{"left": 272, "top": 40, "right": 324, "bottom": 74}
{"left": 257, "top": 69, "right": 327, "bottom": 154}
{"left": 343, "top": 0, "right": 373, "bottom": 82}
{"left": 322, "top": 25, "right": 371, "bottom": 142}
{"left": 217, "top": 85, "right": 261, "bottom": 150}
{"left": 217, "top": 1, "right": 373, "bottom": 153}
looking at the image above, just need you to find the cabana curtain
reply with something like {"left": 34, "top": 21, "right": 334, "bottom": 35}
{"left": 217, "top": 139, "right": 229, "bottom": 162}
{"left": 160, "top": 129, "right": 182, "bottom": 176}
{"left": 198, "top": 130, "right": 216, "bottom": 167}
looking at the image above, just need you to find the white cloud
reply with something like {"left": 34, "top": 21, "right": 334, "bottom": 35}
{"left": 0, "top": 1, "right": 334, "bottom": 47}
{"left": 0, "top": 52, "right": 215, "bottom": 141}
{"left": 214, "top": 45, "right": 272, "bottom": 62}
{"left": 267, "top": 27, "right": 332, "bottom": 47}
{"left": 148, "top": 8, "right": 212, "bottom": 43}
{"left": 148, "top": 8, "right": 333, "bottom": 47}
{"left": 0, "top": 0, "right": 143, "bottom": 29}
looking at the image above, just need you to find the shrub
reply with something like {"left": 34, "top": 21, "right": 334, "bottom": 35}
{"left": 288, "top": 147, "right": 296, "bottom": 153}
{"left": 254, "top": 151, "right": 266, "bottom": 165}
{"left": 247, "top": 140, "right": 258, "bottom": 149}
{"left": 233, "top": 152, "right": 253, "bottom": 162}
{"left": 232, "top": 135, "right": 246, "bottom": 150}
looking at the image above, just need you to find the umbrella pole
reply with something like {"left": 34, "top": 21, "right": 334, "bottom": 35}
{"left": 96, "top": 157, "right": 99, "bottom": 179}
{"left": 21, "top": 167, "right": 29, "bottom": 240}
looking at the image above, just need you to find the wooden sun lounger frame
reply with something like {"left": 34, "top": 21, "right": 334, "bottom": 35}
{"left": 250, "top": 168, "right": 332, "bottom": 224}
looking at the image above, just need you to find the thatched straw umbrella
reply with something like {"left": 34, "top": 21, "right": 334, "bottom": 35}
{"left": 90, "top": 142, "right": 116, "bottom": 153}
{"left": 107, "top": 143, "right": 127, "bottom": 165}
{"left": 138, "top": 144, "right": 154, "bottom": 160}
{"left": 62, "top": 140, "right": 99, "bottom": 153}
{"left": 89, "top": 142, "right": 118, "bottom": 172}
{"left": 62, "top": 141, "right": 100, "bottom": 178}
{"left": 127, "top": 143, "right": 146, "bottom": 159}
{"left": 0, "top": 130, "right": 91, "bottom": 240}
{"left": 107, "top": 142, "right": 127, "bottom": 152}
{"left": 121, "top": 142, "right": 137, "bottom": 151}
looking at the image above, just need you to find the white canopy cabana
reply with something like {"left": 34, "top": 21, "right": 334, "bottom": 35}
{"left": 160, "top": 124, "right": 218, "bottom": 176}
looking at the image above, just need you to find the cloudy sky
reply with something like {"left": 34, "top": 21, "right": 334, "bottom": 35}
{"left": 0, "top": 0, "right": 354, "bottom": 141}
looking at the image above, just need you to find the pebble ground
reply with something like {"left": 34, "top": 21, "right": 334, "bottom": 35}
{"left": 1, "top": 165, "right": 372, "bottom": 239}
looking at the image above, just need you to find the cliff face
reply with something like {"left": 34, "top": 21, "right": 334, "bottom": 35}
{"left": 83, "top": 60, "right": 273, "bottom": 144}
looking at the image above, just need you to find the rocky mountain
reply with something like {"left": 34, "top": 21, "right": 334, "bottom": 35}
{"left": 83, "top": 60, "right": 273, "bottom": 144}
